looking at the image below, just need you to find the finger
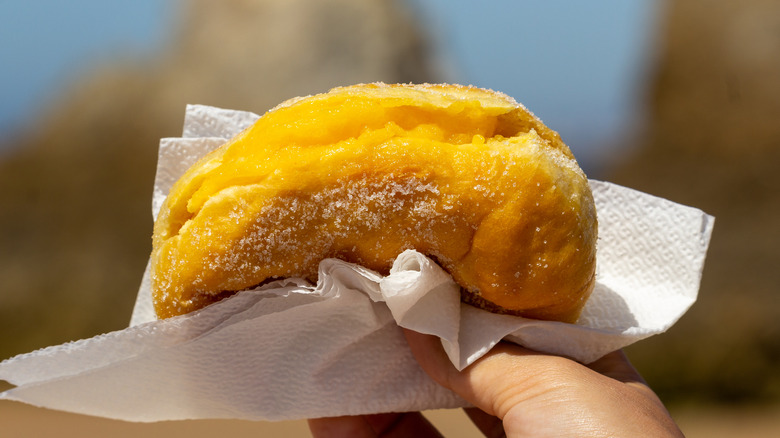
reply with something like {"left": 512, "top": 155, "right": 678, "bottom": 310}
{"left": 400, "top": 328, "right": 508, "bottom": 435}
{"left": 403, "top": 328, "right": 576, "bottom": 419}
{"left": 308, "top": 412, "right": 443, "bottom": 438}
{"left": 308, "top": 416, "right": 376, "bottom": 437}
{"left": 587, "top": 349, "right": 671, "bottom": 412}
{"left": 463, "top": 407, "right": 506, "bottom": 438}
{"left": 404, "top": 329, "right": 682, "bottom": 437}
{"left": 587, "top": 349, "right": 645, "bottom": 384}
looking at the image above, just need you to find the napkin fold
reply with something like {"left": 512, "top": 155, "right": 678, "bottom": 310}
{"left": 0, "top": 105, "right": 714, "bottom": 422}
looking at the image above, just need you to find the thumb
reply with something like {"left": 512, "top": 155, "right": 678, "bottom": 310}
{"left": 403, "top": 329, "right": 683, "bottom": 438}
{"left": 403, "top": 328, "right": 542, "bottom": 420}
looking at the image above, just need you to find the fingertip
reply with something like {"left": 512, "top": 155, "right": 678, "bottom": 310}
{"left": 402, "top": 329, "right": 457, "bottom": 389}
{"left": 464, "top": 407, "right": 505, "bottom": 437}
{"left": 587, "top": 350, "right": 646, "bottom": 385}
{"left": 401, "top": 328, "right": 438, "bottom": 354}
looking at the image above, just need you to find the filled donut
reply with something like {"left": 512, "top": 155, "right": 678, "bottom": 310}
{"left": 151, "top": 83, "right": 598, "bottom": 322}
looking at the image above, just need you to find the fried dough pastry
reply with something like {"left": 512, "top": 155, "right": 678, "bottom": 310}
{"left": 151, "top": 83, "right": 598, "bottom": 322}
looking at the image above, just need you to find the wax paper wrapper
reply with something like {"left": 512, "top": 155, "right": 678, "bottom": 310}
{"left": 0, "top": 105, "right": 714, "bottom": 422}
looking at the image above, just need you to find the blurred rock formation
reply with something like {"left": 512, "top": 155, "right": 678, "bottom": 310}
{"left": 611, "top": 0, "right": 780, "bottom": 403}
{"left": 4, "top": 0, "right": 778, "bottom": 407}
{"left": 0, "top": 0, "right": 438, "bottom": 359}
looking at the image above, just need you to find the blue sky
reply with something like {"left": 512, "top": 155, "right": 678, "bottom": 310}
{"left": 0, "top": 0, "right": 660, "bottom": 171}
{"left": 410, "top": 0, "right": 661, "bottom": 170}
{"left": 0, "top": 0, "right": 173, "bottom": 139}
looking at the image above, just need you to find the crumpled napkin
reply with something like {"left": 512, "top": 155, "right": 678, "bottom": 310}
{"left": 0, "top": 105, "right": 714, "bottom": 422}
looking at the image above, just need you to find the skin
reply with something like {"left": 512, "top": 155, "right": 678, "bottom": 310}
{"left": 308, "top": 329, "right": 684, "bottom": 438}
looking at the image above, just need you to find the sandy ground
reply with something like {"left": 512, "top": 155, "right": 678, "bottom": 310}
{"left": 2, "top": 400, "right": 780, "bottom": 437}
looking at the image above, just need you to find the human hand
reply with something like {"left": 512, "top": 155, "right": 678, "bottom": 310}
{"left": 308, "top": 329, "right": 683, "bottom": 437}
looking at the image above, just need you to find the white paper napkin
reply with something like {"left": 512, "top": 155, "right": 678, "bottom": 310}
{"left": 0, "top": 105, "right": 714, "bottom": 422}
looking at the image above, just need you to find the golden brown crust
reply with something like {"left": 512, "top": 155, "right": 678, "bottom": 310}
{"left": 461, "top": 270, "right": 596, "bottom": 323}
{"left": 151, "top": 83, "right": 597, "bottom": 322}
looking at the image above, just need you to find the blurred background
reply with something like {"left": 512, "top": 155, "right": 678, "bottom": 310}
{"left": 1, "top": 0, "right": 779, "bottom": 436}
